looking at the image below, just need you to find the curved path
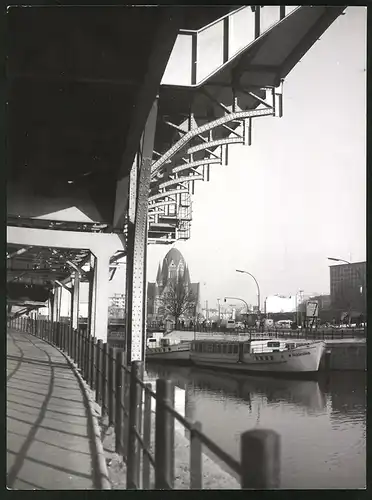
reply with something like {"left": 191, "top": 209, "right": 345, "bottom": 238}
{"left": 7, "top": 329, "right": 108, "bottom": 490}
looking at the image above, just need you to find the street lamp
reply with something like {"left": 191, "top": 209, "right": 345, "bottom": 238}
{"left": 236, "top": 269, "right": 261, "bottom": 316}
{"left": 224, "top": 297, "right": 249, "bottom": 316}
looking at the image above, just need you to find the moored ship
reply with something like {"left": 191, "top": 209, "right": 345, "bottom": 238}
{"left": 146, "top": 336, "right": 191, "bottom": 364}
{"left": 190, "top": 338, "right": 325, "bottom": 375}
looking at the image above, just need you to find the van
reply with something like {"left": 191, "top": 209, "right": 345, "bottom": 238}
{"left": 275, "top": 320, "right": 293, "bottom": 329}
{"left": 221, "top": 319, "right": 236, "bottom": 330}
{"left": 147, "top": 338, "right": 158, "bottom": 349}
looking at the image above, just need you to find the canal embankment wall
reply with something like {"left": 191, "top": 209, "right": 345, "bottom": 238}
{"left": 165, "top": 331, "right": 367, "bottom": 371}
{"left": 98, "top": 412, "right": 240, "bottom": 489}
{"left": 320, "top": 340, "right": 366, "bottom": 371}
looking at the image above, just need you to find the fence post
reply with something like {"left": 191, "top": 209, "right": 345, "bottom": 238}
{"left": 169, "top": 383, "right": 175, "bottom": 487}
{"left": 86, "top": 335, "right": 92, "bottom": 386}
{"left": 127, "top": 360, "right": 144, "bottom": 490}
{"left": 155, "top": 378, "right": 173, "bottom": 490}
{"left": 115, "top": 350, "right": 125, "bottom": 454}
{"left": 64, "top": 323, "right": 69, "bottom": 356}
{"left": 190, "top": 421, "right": 202, "bottom": 489}
{"left": 81, "top": 329, "right": 86, "bottom": 374}
{"left": 101, "top": 343, "right": 108, "bottom": 415}
{"left": 74, "top": 327, "right": 79, "bottom": 364}
{"left": 108, "top": 347, "right": 115, "bottom": 425}
{"left": 82, "top": 330, "right": 88, "bottom": 379}
{"left": 58, "top": 322, "right": 61, "bottom": 349}
{"left": 240, "top": 429, "right": 280, "bottom": 489}
{"left": 91, "top": 338, "right": 96, "bottom": 390}
{"left": 95, "top": 340, "right": 103, "bottom": 404}
{"left": 143, "top": 383, "right": 152, "bottom": 489}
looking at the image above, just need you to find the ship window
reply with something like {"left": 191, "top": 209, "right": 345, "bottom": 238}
{"left": 215, "top": 344, "right": 221, "bottom": 353}
{"left": 228, "top": 345, "right": 233, "bottom": 354}
{"left": 267, "top": 341, "right": 280, "bottom": 348}
{"left": 233, "top": 345, "right": 238, "bottom": 354}
{"left": 265, "top": 356, "right": 269, "bottom": 361}
{"left": 270, "top": 356, "right": 274, "bottom": 361}
{"left": 207, "top": 344, "right": 213, "bottom": 353}
{"left": 244, "top": 344, "right": 250, "bottom": 353}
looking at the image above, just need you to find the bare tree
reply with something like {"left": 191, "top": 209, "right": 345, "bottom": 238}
{"left": 158, "top": 275, "right": 196, "bottom": 326}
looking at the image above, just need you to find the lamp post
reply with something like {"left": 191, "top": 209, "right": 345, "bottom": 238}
{"left": 236, "top": 269, "right": 261, "bottom": 317}
{"left": 224, "top": 297, "right": 249, "bottom": 316}
{"left": 217, "top": 298, "right": 221, "bottom": 321}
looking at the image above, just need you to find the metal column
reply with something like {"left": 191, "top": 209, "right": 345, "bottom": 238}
{"left": 87, "top": 253, "right": 96, "bottom": 338}
{"left": 91, "top": 252, "right": 110, "bottom": 342}
{"left": 125, "top": 99, "right": 158, "bottom": 364}
{"left": 53, "top": 287, "right": 61, "bottom": 322}
{"left": 71, "top": 271, "right": 80, "bottom": 330}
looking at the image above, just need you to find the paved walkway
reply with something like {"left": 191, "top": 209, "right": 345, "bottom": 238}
{"left": 7, "top": 329, "right": 106, "bottom": 490}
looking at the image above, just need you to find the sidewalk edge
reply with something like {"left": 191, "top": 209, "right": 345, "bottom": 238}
{"left": 29, "top": 333, "right": 111, "bottom": 490}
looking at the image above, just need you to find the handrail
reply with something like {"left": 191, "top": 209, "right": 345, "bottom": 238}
{"left": 162, "top": 5, "right": 301, "bottom": 87}
{"left": 179, "top": 6, "right": 247, "bottom": 35}
{"left": 9, "top": 316, "right": 281, "bottom": 489}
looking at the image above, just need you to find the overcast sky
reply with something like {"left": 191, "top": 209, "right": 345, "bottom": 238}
{"left": 110, "top": 7, "right": 366, "bottom": 311}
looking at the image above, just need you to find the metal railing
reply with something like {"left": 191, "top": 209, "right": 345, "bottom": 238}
{"left": 8, "top": 316, "right": 281, "bottom": 490}
{"left": 174, "top": 324, "right": 366, "bottom": 341}
{"left": 162, "top": 6, "right": 299, "bottom": 86}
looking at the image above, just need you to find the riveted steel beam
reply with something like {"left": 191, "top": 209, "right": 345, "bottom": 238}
{"left": 172, "top": 158, "right": 221, "bottom": 174}
{"left": 158, "top": 174, "right": 203, "bottom": 190}
{"left": 126, "top": 99, "right": 158, "bottom": 364}
{"left": 151, "top": 107, "right": 274, "bottom": 178}
{"left": 187, "top": 137, "right": 243, "bottom": 155}
{"left": 149, "top": 200, "right": 178, "bottom": 210}
{"left": 149, "top": 188, "right": 188, "bottom": 203}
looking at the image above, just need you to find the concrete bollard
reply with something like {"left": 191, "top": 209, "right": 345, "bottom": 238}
{"left": 240, "top": 429, "right": 280, "bottom": 489}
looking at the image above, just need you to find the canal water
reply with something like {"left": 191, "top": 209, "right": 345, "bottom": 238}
{"left": 145, "top": 364, "right": 366, "bottom": 489}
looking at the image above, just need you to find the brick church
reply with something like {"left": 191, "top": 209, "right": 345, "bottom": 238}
{"left": 147, "top": 248, "right": 200, "bottom": 322}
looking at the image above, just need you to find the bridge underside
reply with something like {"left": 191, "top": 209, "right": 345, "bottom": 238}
{"left": 6, "top": 6, "right": 346, "bottom": 362}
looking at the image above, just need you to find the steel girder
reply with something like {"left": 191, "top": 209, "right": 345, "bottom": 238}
{"left": 125, "top": 99, "right": 158, "bottom": 363}
{"left": 148, "top": 83, "right": 283, "bottom": 243}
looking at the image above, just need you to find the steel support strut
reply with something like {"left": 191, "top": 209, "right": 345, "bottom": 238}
{"left": 71, "top": 270, "right": 80, "bottom": 330}
{"left": 126, "top": 99, "right": 159, "bottom": 364}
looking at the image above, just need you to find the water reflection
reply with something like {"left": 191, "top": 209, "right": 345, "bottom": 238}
{"left": 146, "top": 364, "right": 366, "bottom": 489}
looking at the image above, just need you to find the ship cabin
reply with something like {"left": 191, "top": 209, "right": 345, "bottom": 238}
{"left": 191, "top": 339, "right": 289, "bottom": 356}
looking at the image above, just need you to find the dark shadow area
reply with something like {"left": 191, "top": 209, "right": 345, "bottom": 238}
{"left": 7, "top": 353, "right": 71, "bottom": 370}
{"left": 6, "top": 331, "right": 99, "bottom": 490}
{"left": 7, "top": 333, "right": 25, "bottom": 382}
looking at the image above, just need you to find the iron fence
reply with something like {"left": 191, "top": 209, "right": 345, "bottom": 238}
{"left": 175, "top": 324, "right": 366, "bottom": 340}
{"left": 8, "top": 316, "right": 282, "bottom": 489}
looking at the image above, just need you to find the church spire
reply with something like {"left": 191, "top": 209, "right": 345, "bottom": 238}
{"left": 161, "top": 259, "right": 168, "bottom": 285}
{"left": 156, "top": 263, "right": 162, "bottom": 284}
{"left": 184, "top": 265, "right": 191, "bottom": 286}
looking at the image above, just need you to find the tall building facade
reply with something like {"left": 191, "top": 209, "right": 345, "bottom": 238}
{"left": 330, "top": 261, "right": 366, "bottom": 316}
{"left": 147, "top": 248, "right": 200, "bottom": 320}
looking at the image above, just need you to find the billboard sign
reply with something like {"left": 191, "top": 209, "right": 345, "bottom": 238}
{"left": 306, "top": 301, "right": 319, "bottom": 318}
